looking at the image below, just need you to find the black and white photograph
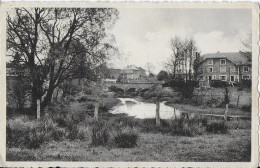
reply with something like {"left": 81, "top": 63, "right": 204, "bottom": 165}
{"left": 1, "top": 2, "right": 259, "bottom": 167}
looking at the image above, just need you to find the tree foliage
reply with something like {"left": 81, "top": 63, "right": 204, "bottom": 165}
{"left": 7, "top": 8, "right": 119, "bottom": 113}
{"left": 157, "top": 70, "right": 168, "bottom": 81}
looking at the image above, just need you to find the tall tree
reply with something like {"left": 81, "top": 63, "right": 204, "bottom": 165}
{"left": 7, "top": 8, "right": 118, "bottom": 114}
{"left": 166, "top": 36, "right": 198, "bottom": 81}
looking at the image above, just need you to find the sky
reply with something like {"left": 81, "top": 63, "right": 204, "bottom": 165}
{"left": 108, "top": 8, "right": 251, "bottom": 74}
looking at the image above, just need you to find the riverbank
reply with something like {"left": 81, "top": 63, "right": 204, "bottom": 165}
{"left": 165, "top": 101, "right": 251, "bottom": 118}
{"left": 132, "top": 95, "right": 251, "bottom": 118}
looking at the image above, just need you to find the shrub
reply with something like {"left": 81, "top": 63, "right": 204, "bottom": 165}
{"left": 66, "top": 124, "right": 80, "bottom": 141}
{"left": 99, "top": 105, "right": 109, "bottom": 112}
{"left": 241, "top": 79, "right": 251, "bottom": 88}
{"left": 77, "top": 96, "right": 87, "bottom": 103}
{"left": 55, "top": 116, "right": 68, "bottom": 128}
{"left": 87, "top": 104, "right": 94, "bottom": 109}
{"left": 7, "top": 117, "right": 67, "bottom": 149}
{"left": 140, "top": 118, "right": 170, "bottom": 133}
{"left": 112, "top": 126, "right": 138, "bottom": 148}
{"left": 206, "top": 121, "right": 228, "bottom": 134}
{"left": 7, "top": 120, "right": 48, "bottom": 149}
{"left": 241, "top": 105, "right": 251, "bottom": 112}
{"left": 91, "top": 121, "right": 110, "bottom": 146}
{"left": 169, "top": 117, "right": 205, "bottom": 136}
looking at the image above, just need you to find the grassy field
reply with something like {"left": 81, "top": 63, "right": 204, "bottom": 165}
{"left": 7, "top": 128, "right": 250, "bottom": 162}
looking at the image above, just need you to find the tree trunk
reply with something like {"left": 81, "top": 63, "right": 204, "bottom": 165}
{"left": 37, "top": 99, "right": 41, "bottom": 121}
{"left": 94, "top": 102, "right": 99, "bottom": 121}
{"left": 41, "top": 86, "right": 55, "bottom": 112}
{"left": 155, "top": 99, "right": 160, "bottom": 126}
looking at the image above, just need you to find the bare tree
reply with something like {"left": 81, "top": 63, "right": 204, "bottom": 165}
{"left": 241, "top": 32, "right": 252, "bottom": 52}
{"left": 7, "top": 8, "right": 118, "bottom": 115}
{"left": 145, "top": 62, "right": 155, "bottom": 76}
{"left": 166, "top": 36, "right": 198, "bottom": 81}
{"left": 166, "top": 36, "right": 183, "bottom": 79}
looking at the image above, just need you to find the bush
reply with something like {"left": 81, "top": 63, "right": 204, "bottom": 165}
{"left": 241, "top": 79, "right": 251, "bottom": 88}
{"left": 77, "top": 96, "right": 87, "bottom": 103}
{"left": 56, "top": 116, "right": 68, "bottom": 128}
{"left": 210, "top": 80, "right": 230, "bottom": 88}
{"left": 112, "top": 126, "right": 138, "bottom": 148}
{"left": 7, "top": 120, "right": 48, "bottom": 149}
{"left": 91, "top": 121, "right": 110, "bottom": 146}
{"left": 66, "top": 124, "right": 80, "bottom": 141}
{"left": 241, "top": 105, "right": 251, "bottom": 112}
{"left": 206, "top": 121, "right": 228, "bottom": 134}
{"left": 169, "top": 117, "right": 205, "bottom": 136}
{"left": 7, "top": 116, "right": 67, "bottom": 149}
{"left": 140, "top": 118, "right": 170, "bottom": 133}
{"left": 90, "top": 119, "right": 139, "bottom": 148}
{"left": 87, "top": 104, "right": 94, "bottom": 109}
{"left": 99, "top": 105, "right": 109, "bottom": 112}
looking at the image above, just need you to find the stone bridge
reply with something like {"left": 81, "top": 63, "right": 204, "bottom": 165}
{"left": 106, "top": 82, "right": 162, "bottom": 93}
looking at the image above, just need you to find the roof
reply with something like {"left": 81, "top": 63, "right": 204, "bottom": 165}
{"left": 122, "top": 65, "right": 141, "bottom": 71}
{"left": 200, "top": 51, "right": 252, "bottom": 66}
{"left": 109, "top": 68, "right": 121, "bottom": 73}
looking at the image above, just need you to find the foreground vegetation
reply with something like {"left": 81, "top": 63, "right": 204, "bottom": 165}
{"left": 6, "top": 93, "right": 251, "bottom": 161}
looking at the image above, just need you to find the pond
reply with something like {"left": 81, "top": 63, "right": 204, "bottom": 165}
{"left": 109, "top": 98, "right": 183, "bottom": 119}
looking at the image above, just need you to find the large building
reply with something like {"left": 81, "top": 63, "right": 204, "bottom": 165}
{"left": 106, "top": 65, "right": 147, "bottom": 83}
{"left": 197, "top": 51, "right": 252, "bottom": 86}
{"left": 121, "top": 65, "right": 146, "bottom": 80}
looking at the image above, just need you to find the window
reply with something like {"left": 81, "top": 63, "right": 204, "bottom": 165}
{"left": 230, "top": 75, "right": 235, "bottom": 82}
{"left": 219, "top": 75, "right": 227, "bottom": 81}
{"left": 243, "top": 66, "right": 249, "bottom": 72}
{"left": 208, "top": 75, "right": 216, "bottom": 81}
{"left": 208, "top": 59, "right": 213, "bottom": 65}
{"left": 207, "top": 67, "right": 213, "bottom": 73}
{"left": 220, "top": 67, "right": 226, "bottom": 73}
{"left": 220, "top": 59, "right": 226, "bottom": 65}
{"left": 242, "top": 75, "right": 250, "bottom": 80}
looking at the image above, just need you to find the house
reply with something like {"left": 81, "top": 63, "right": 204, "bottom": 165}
{"left": 108, "top": 68, "right": 121, "bottom": 79}
{"left": 121, "top": 65, "right": 146, "bottom": 80}
{"left": 197, "top": 51, "right": 252, "bottom": 86}
{"left": 104, "top": 65, "right": 147, "bottom": 83}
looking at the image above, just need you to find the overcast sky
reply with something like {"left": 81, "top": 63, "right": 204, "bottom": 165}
{"left": 108, "top": 8, "right": 251, "bottom": 73}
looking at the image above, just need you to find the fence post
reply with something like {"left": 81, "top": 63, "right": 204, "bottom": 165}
{"left": 237, "top": 94, "right": 240, "bottom": 107}
{"left": 37, "top": 99, "right": 41, "bottom": 121}
{"left": 224, "top": 104, "right": 228, "bottom": 121}
{"left": 94, "top": 101, "right": 99, "bottom": 121}
{"left": 155, "top": 98, "right": 160, "bottom": 126}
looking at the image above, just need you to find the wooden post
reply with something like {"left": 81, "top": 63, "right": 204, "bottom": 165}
{"left": 155, "top": 99, "right": 160, "bottom": 126}
{"left": 37, "top": 99, "right": 41, "bottom": 121}
{"left": 237, "top": 94, "right": 240, "bottom": 107}
{"left": 224, "top": 104, "right": 229, "bottom": 121}
{"left": 94, "top": 102, "right": 99, "bottom": 121}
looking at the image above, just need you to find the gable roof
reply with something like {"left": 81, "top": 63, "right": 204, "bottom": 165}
{"left": 200, "top": 51, "right": 251, "bottom": 66}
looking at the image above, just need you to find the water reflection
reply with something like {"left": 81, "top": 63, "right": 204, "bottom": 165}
{"left": 110, "top": 98, "right": 183, "bottom": 119}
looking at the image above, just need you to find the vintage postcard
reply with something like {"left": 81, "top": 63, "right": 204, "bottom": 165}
{"left": 0, "top": 1, "right": 259, "bottom": 167}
